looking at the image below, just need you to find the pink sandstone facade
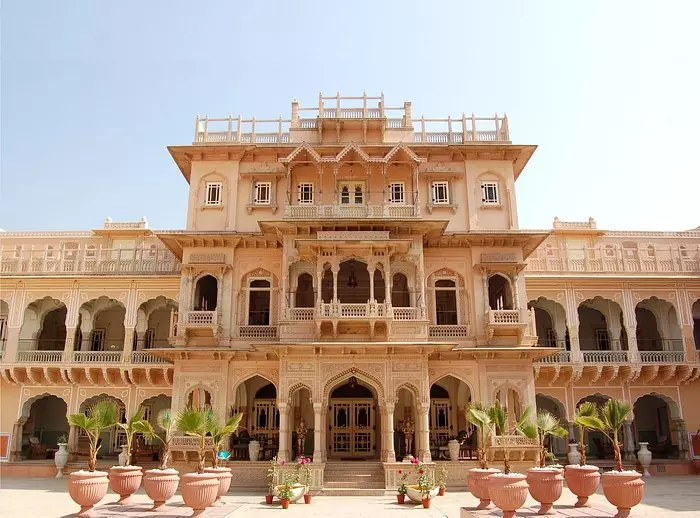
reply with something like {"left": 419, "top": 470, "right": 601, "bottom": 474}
{"left": 1, "top": 93, "right": 699, "bottom": 486}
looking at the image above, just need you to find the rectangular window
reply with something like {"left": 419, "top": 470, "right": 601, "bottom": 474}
{"left": 205, "top": 182, "right": 223, "bottom": 206}
{"left": 91, "top": 329, "right": 105, "bottom": 351}
{"left": 85, "top": 245, "right": 97, "bottom": 258}
{"left": 338, "top": 182, "right": 364, "bottom": 205}
{"left": 45, "top": 246, "right": 55, "bottom": 259}
{"left": 14, "top": 245, "right": 22, "bottom": 258}
{"left": 298, "top": 183, "right": 314, "bottom": 204}
{"left": 144, "top": 328, "right": 155, "bottom": 349}
{"left": 595, "top": 329, "right": 609, "bottom": 350}
{"left": 389, "top": 182, "right": 405, "bottom": 204}
{"left": 481, "top": 181, "right": 499, "bottom": 205}
{"left": 431, "top": 181, "right": 450, "bottom": 204}
{"left": 254, "top": 182, "right": 271, "bottom": 204}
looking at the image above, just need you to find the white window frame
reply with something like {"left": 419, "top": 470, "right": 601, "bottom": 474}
{"left": 247, "top": 277, "right": 273, "bottom": 326}
{"left": 205, "top": 182, "right": 223, "bottom": 206}
{"left": 431, "top": 181, "right": 450, "bottom": 205}
{"left": 481, "top": 181, "right": 500, "bottom": 205}
{"left": 433, "top": 277, "right": 459, "bottom": 325}
{"left": 298, "top": 183, "right": 314, "bottom": 204}
{"left": 338, "top": 181, "right": 365, "bottom": 205}
{"left": 254, "top": 182, "right": 272, "bottom": 205}
{"left": 389, "top": 182, "right": 405, "bottom": 204}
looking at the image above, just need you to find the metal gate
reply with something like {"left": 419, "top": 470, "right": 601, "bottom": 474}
{"left": 329, "top": 399, "right": 374, "bottom": 457}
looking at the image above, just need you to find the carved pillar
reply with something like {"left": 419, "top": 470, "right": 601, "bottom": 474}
{"left": 482, "top": 272, "right": 490, "bottom": 311}
{"left": 321, "top": 405, "right": 328, "bottom": 461}
{"left": 332, "top": 265, "right": 339, "bottom": 304}
{"left": 278, "top": 403, "right": 290, "bottom": 462}
{"left": 122, "top": 326, "right": 135, "bottom": 363}
{"left": 79, "top": 318, "right": 93, "bottom": 351}
{"left": 510, "top": 273, "right": 520, "bottom": 309}
{"left": 3, "top": 327, "right": 20, "bottom": 362}
{"left": 564, "top": 288, "right": 582, "bottom": 362}
{"left": 673, "top": 419, "right": 689, "bottom": 460}
{"left": 623, "top": 419, "right": 636, "bottom": 461}
{"left": 10, "top": 418, "right": 27, "bottom": 461}
{"left": 384, "top": 401, "right": 396, "bottom": 463}
{"left": 368, "top": 264, "right": 375, "bottom": 303}
{"left": 416, "top": 254, "right": 426, "bottom": 318}
{"left": 316, "top": 264, "right": 324, "bottom": 309}
{"left": 412, "top": 164, "right": 421, "bottom": 217}
{"left": 313, "top": 403, "right": 323, "bottom": 463}
{"left": 418, "top": 403, "right": 432, "bottom": 462}
{"left": 63, "top": 326, "right": 76, "bottom": 361}
{"left": 68, "top": 424, "right": 79, "bottom": 460}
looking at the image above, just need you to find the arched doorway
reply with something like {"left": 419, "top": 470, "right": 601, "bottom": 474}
{"left": 337, "top": 259, "right": 370, "bottom": 303}
{"left": 136, "top": 395, "right": 172, "bottom": 463}
{"left": 528, "top": 297, "right": 569, "bottom": 349}
{"left": 429, "top": 375, "right": 472, "bottom": 459}
{"left": 22, "top": 395, "right": 69, "bottom": 459}
{"left": 194, "top": 275, "right": 218, "bottom": 311}
{"left": 328, "top": 377, "right": 377, "bottom": 459}
{"left": 395, "top": 386, "right": 418, "bottom": 460}
{"left": 231, "top": 376, "right": 279, "bottom": 460}
{"left": 576, "top": 394, "right": 611, "bottom": 460}
{"left": 79, "top": 395, "right": 126, "bottom": 457}
{"left": 391, "top": 273, "right": 410, "bottom": 307}
{"left": 19, "top": 297, "right": 67, "bottom": 352}
{"left": 488, "top": 274, "right": 513, "bottom": 310}
{"left": 290, "top": 386, "right": 313, "bottom": 459}
{"left": 294, "top": 273, "right": 314, "bottom": 308}
{"left": 633, "top": 394, "right": 680, "bottom": 459}
{"left": 536, "top": 394, "right": 568, "bottom": 458}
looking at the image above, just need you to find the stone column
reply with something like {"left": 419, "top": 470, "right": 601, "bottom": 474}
{"left": 673, "top": 419, "right": 689, "bottom": 460}
{"left": 368, "top": 264, "right": 375, "bottom": 303}
{"left": 384, "top": 401, "right": 396, "bottom": 463}
{"left": 3, "top": 327, "right": 20, "bottom": 362}
{"left": 122, "top": 326, "right": 135, "bottom": 363}
{"left": 10, "top": 418, "right": 27, "bottom": 461}
{"left": 313, "top": 403, "right": 323, "bottom": 463}
{"left": 625, "top": 325, "right": 640, "bottom": 362}
{"left": 63, "top": 327, "right": 76, "bottom": 362}
{"left": 332, "top": 265, "right": 339, "bottom": 303}
{"left": 68, "top": 424, "right": 79, "bottom": 460}
{"left": 568, "top": 326, "right": 582, "bottom": 362}
{"left": 278, "top": 403, "right": 290, "bottom": 462}
{"left": 418, "top": 403, "right": 432, "bottom": 462}
{"left": 623, "top": 419, "right": 636, "bottom": 461}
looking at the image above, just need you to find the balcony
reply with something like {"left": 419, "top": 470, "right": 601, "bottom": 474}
{"left": 131, "top": 351, "right": 170, "bottom": 364}
{"left": 16, "top": 350, "right": 64, "bottom": 362}
{"left": 320, "top": 302, "right": 390, "bottom": 319}
{"left": 639, "top": 351, "right": 685, "bottom": 363}
{"left": 582, "top": 350, "right": 628, "bottom": 363}
{"left": 238, "top": 326, "right": 278, "bottom": 340}
{"left": 72, "top": 351, "right": 122, "bottom": 363}
{"left": 485, "top": 308, "right": 533, "bottom": 343}
{"left": 535, "top": 350, "right": 571, "bottom": 364}
{"left": 428, "top": 325, "right": 471, "bottom": 339}
{"left": 284, "top": 203, "right": 418, "bottom": 220}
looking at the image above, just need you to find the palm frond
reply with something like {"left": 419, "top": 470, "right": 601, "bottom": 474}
{"left": 68, "top": 413, "right": 96, "bottom": 432}
{"left": 467, "top": 407, "right": 492, "bottom": 428}
{"left": 176, "top": 407, "right": 208, "bottom": 437}
{"left": 133, "top": 420, "right": 156, "bottom": 439}
{"left": 491, "top": 400, "right": 506, "bottom": 435}
{"left": 599, "top": 399, "right": 632, "bottom": 432}
{"left": 90, "top": 400, "right": 119, "bottom": 430}
{"left": 157, "top": 409, "right": 174, "bottom": 433}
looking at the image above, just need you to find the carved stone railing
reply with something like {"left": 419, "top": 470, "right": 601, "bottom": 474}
{"left": 639, "top": 351, "right": 685, "bottom": 363}
{"left": 171, "top": 435, "right": 215, "bottom": 450}
{"left": 535, "top": 350, "right": 571, "bottom": 363}
{"left": 319, "top": 302, "right": 390, "bottom": 319}
{"left": 428, "top": 325, "right": 471, "bottom": 339}
{"left": 131, "top": 351, "right": 170, "bottom": 364}
{"left": 238, "top": 326, "right": 278, "bottom": 340}
{"left": 72, "top": 351, "right": 122, "bottom": 363}
{"left": 286, "top": 308, "right": 315, "bottom": 321}
{"left": 184, "top": 311, "right": 217, "bottom": 326}
{"left": 284, "top": 204, "right": 418, "bottom": 219}
{"left": 487, "top": 309, "right": 527, "bottom": 325}
{"left": 582, "top": 350, "right": 628, "bottom": 363}
{"left": 392, "top": 307, "right": 420, "bottom": 320}
{"left": 487, "top": 435, "right": 540, "bottom": 463}
{"left": 16, "top": 350, "right": 64, "bottom": 362}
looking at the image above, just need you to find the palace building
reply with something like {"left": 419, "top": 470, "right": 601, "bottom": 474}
{"left": 1, "top": 93, "right": 699, "bottom": 486}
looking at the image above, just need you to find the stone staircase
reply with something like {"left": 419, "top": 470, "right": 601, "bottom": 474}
{"left": 322, "top": 461, "right": 387, "bottom": 496}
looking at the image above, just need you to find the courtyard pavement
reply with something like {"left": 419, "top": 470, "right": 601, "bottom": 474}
{"left": 0, "top": 475, "right": 698, "bottom": 517}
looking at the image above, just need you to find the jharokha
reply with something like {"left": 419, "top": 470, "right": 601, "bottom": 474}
{"left": 1, "top": 93, "right": 699, "bottom": 487}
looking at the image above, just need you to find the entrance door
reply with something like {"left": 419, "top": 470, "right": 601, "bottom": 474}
{"left": 329, "top": 399, "right": 374, "bottom": 458}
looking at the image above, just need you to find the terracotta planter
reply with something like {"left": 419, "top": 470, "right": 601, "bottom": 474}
{"left": 143, "top": 468, "right": 180, "bottom": 511}
{"left": 527, "top": 467, "right": 564, "bottom": 515}
{"left": 438, "top": 487, "right": 446, "bottom": 496}
{"left": 179, "top": 472, "right": 220, "bottom": 517}
{"left": 203, "top": 467, "right": 233, "bottom": 505}
{"left": 488, "top": 473, "right": 529, "bottom": 518}
{"left": 422, "top": 498, "right": 431, "bottom": 508}
{"left": 304, "top": 493, "right": 312, "bottom": 504}
{"left": 68, "top": 470, "right": 110, "bottom": 517}
{"left": 601, "top": 471, "right": 645, "bottom": 518}
{"left": 564, "top": 465, "right": 600, "bottom": 507}
{"left": 468, "top": 467, "right": 501, "bottom": 509}
{"left": 265, "top": 494, "right": 274, "bottom": 504}
{"left": 108, "top": 466, "right": 143, "bottom": 505}
{"left": 281, "top": 498, "right": 290, "bottom": 509}
{"left": 397, "top": 494, "right": 405, "bottom": 504}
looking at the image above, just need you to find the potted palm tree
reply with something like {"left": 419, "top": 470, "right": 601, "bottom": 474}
{"left": 487, "top": 401, "right": 537, "bottom": 518}
{"left": 134, "top": 409, "right": 180, "bottom": 511}
{"left": 175, "top": 407, "right": 221, "bottom": 516}
{"left": 467, "top": 402, "right": 501, "bottom": 509}
{"left": 564, "top": 401, "right": 603, "bottom": 507}
{"left": 109, "top": 407, "right": 149, "bottom": 504}
{"left": 527, "top": 410, "right": 568, "bottom": 514}
{"left": 203, "top": 409, "right": 243, "bottom": 505}
{"left": 587, "top": 399, "right": 645, "bottom": 517}
{"left": 67, "top": 400, "right": 118, "bottom": 517}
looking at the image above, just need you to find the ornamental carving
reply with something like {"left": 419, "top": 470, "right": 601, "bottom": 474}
{"left": 480, "top": 253, "right": 517, "bottom": 263}
{"left": 316, "top": 231, "right": 390, "bottom": 241}
{"left": 189, "top": 253, "right": 226, "bottom": 264}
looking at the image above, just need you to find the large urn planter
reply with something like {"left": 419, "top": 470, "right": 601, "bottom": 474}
{"left": 143, "top": 468, "right": 180, "bottom": 511}
{"left": 527, "top": 467, "right": 564, "bottom": 515}
{"left": 248, "top": 439, "right": 261, "bottom": 461}
{"left": 54, "top": 443, "right": 69, "bottom": 478}
{"left": 108, "top": 466, "right": 143, "bottom": 505}
{"left": 405, "top": 485, "right": 439, "bottom": 503}
{"left": 637, "top": 442, "right": 652, "bottom": 477}
{"left": 203, "top": 467, "right": 233, "bottom": 505}
{"left": 468, "top": 467, "right": 501, "bottom": 509}
{"left": 448, "top": 439, "right": 461, "bottom": 461}
{"left": 69, "top": 470, "right": 110, "bottom": 517}
{"left": 567, "top": 443, "right": 581, "bottom": 466}
{"left": 488, "top": 473, "right": 529, "bottom": 518}
{"left": 600, "top": 471, "right": 645, "bottom": 518}
{"left": 180, "top": 472, "right": 220, "bottom": 517}
{"left": 273, "top": 484, "right": 306, "bottom": 503}
{"left": 564, "top": 465, "right": 600, "bottom": 507}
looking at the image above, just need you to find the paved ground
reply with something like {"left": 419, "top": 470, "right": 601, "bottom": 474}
{"left": 0, "top": 476, "right": 698, "bottom": 517}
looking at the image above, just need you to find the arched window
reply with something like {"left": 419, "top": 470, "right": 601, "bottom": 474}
{"left": 488, "top": 274, "right": 513, "bottom": 310}
{"left": 435, "top": 279, "right": 457, "bottom": 325}
{"left": 295, "top": 273, "right": 314, "bottom": 308}
{"left": 187, "top": 387, "right": 212, "bottom": 410}
{"left": 391, "top": 273, "right": 410, "bottom": 307}
{"left": 194, "top": 275, "right": 218, "bottom": 311}
{"left": 248, "top": 279, "right": 271, "bottom": 325}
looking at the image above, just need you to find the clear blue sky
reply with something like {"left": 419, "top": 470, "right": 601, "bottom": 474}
{"left": 1, "top": 0, "right": 698, "bottom": 232}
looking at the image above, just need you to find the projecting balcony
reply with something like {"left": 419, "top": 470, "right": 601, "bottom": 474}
{"left": 320, "top": 301, "right": 390, "bottom": 319}
{"left": 534, "top": 350, "right": 572, "bottom": 364}
{"left": 582, "top": 350, "right": 629, "bottom": 363}
{"left": 176, "top": 310, "right": 219, "bottom": 339}
{"left": 485, "top": 308, "right": 533, "bottom": 343}
{"left": 71, "top": 351, "right": 123, "bottom": 363}
{"left": 238, "top": 325, "right": 278, "bottom": 341}
{"left": 16, "top": 350, "right": 64, "bottom": 363}
{"left": 639, "top": 351, "right": 686, "bottom": 363}
{"left": 428, "top": 325, "right": 471, "bottom": 339}
{"left": 284, "top": 204, "right": 418, "bottom": 220}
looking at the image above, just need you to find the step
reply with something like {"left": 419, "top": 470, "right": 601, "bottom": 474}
{"left": 324, "top": 481, "right": 385, "bottom": 489}
{"left": 321, "top": 488, "right": 388, "bottom": 496}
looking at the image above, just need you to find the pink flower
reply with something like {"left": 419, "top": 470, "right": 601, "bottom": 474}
{"left": 411, "top": 457, "right": 419, "bottom": 464}
{"left": 280, "top": 460, "right": 286, "bottom": 465}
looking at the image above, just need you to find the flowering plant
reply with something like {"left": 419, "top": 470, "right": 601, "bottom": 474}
{"left": 266, "top": 456, "right": 278, "bottom": 494}
{"left": 396, "top": 469, "right": 409, "bottom": 495}
{"left": 278, "top": 473, "right": 296, "bottom": 501}
{"left": 296, "top": 455, "right": 312, "bottom": 487}
{"left": 436, "top": 465, "right": 447, "bottom": 490}
{"left": 415, "top": 462, "right": 434, "bottom": 496}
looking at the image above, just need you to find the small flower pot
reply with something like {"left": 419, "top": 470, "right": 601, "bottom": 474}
{"left": 303, "top": 492, "right": 312, "bottom": 504}
{"left": 527, "top": 467, "right": 564, "bottom": 515}
{"left": 468, "top": 467, "right": 501, "bottom": 509}
{"left": 265, "top": 494, "right": 274, "bottom": 504}
{"left": 281, "top": 498, "right": 290, "bottom": 509}
{"left": 422, "top": 498, "right": 431, "bottom": 508}
{"left": 108, "top": 466, "right": 143, "bottom": 505}
{"left": 488, "top": 473, "right": 529, "bottom": 518}
{"left": 143, "top": 468, "right": 180, "bottom": 511}
{"left": 564, "top": 465, "right": 601, "bottom": 507}
{"left": 601, "top": 471, "right": 645, "bottom": 518}
{"left": 397, "top": 494, "right": 405, "bottom": 504}
{"left": 69, "top": 470, "right": 110, "bottom": 517}
{"left": 180, "top": 472, "right": 220, "bottom": 517}
{"left": 438, "top": 487, "right": 446, "bottom": 496}
{"left": 203, "top": 466, "right": 233, "bottom": 506}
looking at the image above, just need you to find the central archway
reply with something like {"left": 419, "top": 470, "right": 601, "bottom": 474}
{"left": 327, "top": 376, "right": 379, "bottom": 459}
